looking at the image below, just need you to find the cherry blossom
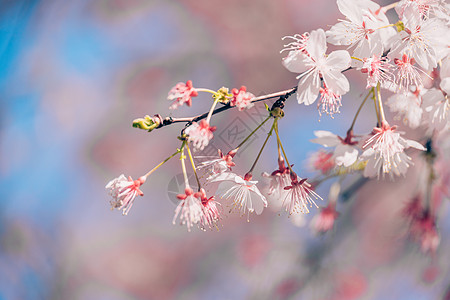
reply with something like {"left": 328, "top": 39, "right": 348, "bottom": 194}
{"left": 387, "top": 89, "right": 424, "bottom": 129}
{"left": 361, "top": 55, "right": 394, "bottom": 88}
{"left": 326, "top": 0, "right": 395, "bottom": 59}
{"left": 197, "top": 149, "right": 237, "bottom": 180}
{"left": 282, "top": 174, "right": 321, "bottom": 215}
{"left": 311, "top": 130, "right": 359, "bottom": 168}
{"left": 361, "top": 122, "right": 426, "bottom": 179}
{"left": 184, "top": 120, "right": 216, "bottom": 151}
{"left": 196, "top": 188, "right": 222, "bottom": 230}
{"left": 106, "top": 174, "right": 146, "bottom": 215}
{"left": 261, "top": 157, "right": 291, "bottom": 208}
{"left": 317, "top": 86, "right": 342, "bottom": 117}
{"left": 211, "top": 172, "right": 267, "bottom": 220}
{"left": 230, "top": 86, "right": 255, "bottom": 111}
{"left": 282, "top": 28, "right": 351, "bottom": 105}
{"left": 393, "top": 54, "right": 428, "bottom": 91}
{"left": 168, "top": 80, "right": 198, "bottom": 110}
{"left": 173, "top": 187, "right": 204, "bottom": 231}
{"left": 311, "top": 203, "right": 340, "bottom": 234}
{"left": 409, "top": 211, "right": 440, "bottom": 254}
{"left": 389, "top": 5, "right": 447, "bottom": 71}
{"left": 308, "top": 149, "right": 335, "bottom": 174}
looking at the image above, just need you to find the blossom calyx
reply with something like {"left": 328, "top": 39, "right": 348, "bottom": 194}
{"left": 213, "top": 87, "right": 232, "bottom": 104}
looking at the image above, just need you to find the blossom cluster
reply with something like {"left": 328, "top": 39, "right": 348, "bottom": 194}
{"left": 106, "top": 0, "right": 449, "bottom": 254}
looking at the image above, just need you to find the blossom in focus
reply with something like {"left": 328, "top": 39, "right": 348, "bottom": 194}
{"left": 326, "top": 0, "right": 395, "bottom": 59}
{"left": 387, "top": 89, "right": 424, "bottom": 129}
{"left": 361, "top": 55, "right": 394, "bottom": 88}
{"left": 195, "top": 188, "right": 222, "bottom": 230}
{"left": 211, "top": 172, "right": 267, "bottom": 220}
{"left": 168, "top": 80, "right": 198, "bottom": 110}
{"left": 198, "top": 149, "right": 237, "bottom": 180}
{"left": 173, "top": 187, "right": 204, "bottom": 232}
{"left": 282, "top": 28, "right": 351, "bottom": 105}
{"left": 283, "top": 174, "right": 321, "bottom": 215}
{"left": 317, "top": 86, "right": 342, "bottom": 117}
{"left": 311, "top": 130, "right": 359, "bottom": 168}
{"left": 262, "top": 157, "right": 291, "bottom": 209}
{"left": 106, "top": 174, "right": 146, "bottom": 215}
{"left": 389, "top": 5, "right": 447, "bottom": 71}
{"left": 393, "top": 54, "right": 428, "bottom": 91}
{"left": 395, "top": 0, "right": 447, "bottom": 19}
{"left": 230, "top": 86, "right": 255, "bottom": 111}
{"left": 185, "top": 120, "right": 216, "bottom": 151}
{"left": 361, "top": 121, "right": 426, "bottom": 179}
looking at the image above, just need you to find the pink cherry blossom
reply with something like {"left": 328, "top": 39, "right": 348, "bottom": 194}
{"left": 393, "top": 54, "right": 428, "bottom": 91}
{"left": 261, "top": 157, "right": 291, "bottom": 209}
{"left": 195, "top": 188, "right": 222, "bottom": 230}
{"left": 409, "top": 212, "right": 440, "bottom": 254}
{"left": 317, "top": 86, "right": 342, "bottom": 117}
{"left": 168, "top": 80, "right": 198, "bottom": 110}
{"left": 282, "top": 29, "right": 351, "bottom": 105}
{"left": 310, "top": 203, "right": 340, "bottom": 234}
{"left": 308, "top": 149, "right": 335, "bottom": 174}
{"left": 283, "top": 174, "right": 321, "bottom": 215}
{"left": 230, "top": 86, "right": 255, "bottom": 111}
{"left": 361, "top": 55, "right": 394, "bottom": 88}
{"left": 361, "top": 121, "right": 425, "bottom": 179}
{"left": 185, "top": 120, "right": 216, "bottom": 151}
{"left": 311, "top": 130, "right": 359, "bottom": 168}
{"left": 211, "top": 172, "right": 267, "bottom": 220}
{"left": 106, "top": 174, "right": 146, "bottom": 215}
{"left": 173, "top": 187, "right": 204, "bottom": 231}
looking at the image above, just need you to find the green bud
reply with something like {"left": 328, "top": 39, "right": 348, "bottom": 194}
{"left": 132, "top": 115, "right": 159, "bottom": 132}
{"left": 270, "top": 107, "right": 285, "bottom": 118}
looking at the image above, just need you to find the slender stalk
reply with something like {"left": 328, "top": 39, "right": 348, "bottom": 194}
{"left": 235, "top": 115, "right": 272, "bottom": 150}
{"left": 376, "top": 82, "right": 386, "bottom": 123}
{"left": 144, "top": 148, "right": 182, "bottom": 178}
{"left": 375, "top": 24, "right": 396, "bottom": 30}
{"left": 372, "top": 87, "right": 381, "bottom": 125}
{"left": 349, "top": 90, "right": 372, "bottom": 131}
{"left": 248, "top": 122, "right": 275, "bottom": 173}
{"left": 274, "top": 120, "right": 294, "bottom": 174}
{"left": 180, "top": 144, "right": 189, "bottom": 187}
{"left": 250, "top": 88, "right": 296, "bottom": 102}
{"left": 206, "top": 99, "right": 219, "bottom": 124}
{"left": 195, "top": 88, "right": 217, "bottom": 94}
{"left": 351, "top": 56, "right": 363, "bottom": 62}
{"left": 185, "top": 142, "right": 201, "bottom": 190}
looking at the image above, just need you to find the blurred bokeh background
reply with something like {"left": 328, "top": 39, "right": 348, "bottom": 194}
{"left": 0, "top": 0, "right": 449, "bottom": 299}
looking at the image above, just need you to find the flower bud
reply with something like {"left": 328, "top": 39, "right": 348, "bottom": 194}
{"left": 213, "top": 87, "right": 233, "bottom": 103}
{"left": 132, "top": 115, "right": 160, "bottom": 132}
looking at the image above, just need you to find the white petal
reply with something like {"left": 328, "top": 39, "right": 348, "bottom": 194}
{"left": 310, "top": 131, "right": 340, "bottom": 147}
{"left": 326, "top": 50, "right": 351, "bottom": 71}
{"left": 440, "top": 78, "right": 450, "bottom": 95}
{"left": 404, "top": 139, "right": 426, "bottom": 151}
{"left": 282, "top": 50, "right": 310, "bottom": 74}
{"left": 297, "top": 72, "right": 320, "bottom": 105}
{"left": 306, "top": 29, "right": 327, "bottom": 59}
{"left": 322, "top": 70, "right": 350, "bottom": 95}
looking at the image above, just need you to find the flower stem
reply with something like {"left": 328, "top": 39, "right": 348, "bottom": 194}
{"left": 235, "top": 115, "right": 272, "bottom": 150}
{"left": 274, "top": 119, "right": 294, "bottom": 175}
{"left": 180, "top": 143, "right": 189, "bottom": 187}
{"left": 375, "top": 24, "right": 396, "bottom": 30}
{"left": 248, "top": 122, "right": 275, "bottom": 173}
{"left": 351, "top": 56, "right": 363, "bottom": 62}
{"left": 349, "top": 90, "right": 372, "bottom": 131}
{"left": 372, "top": 87, "right": 381, "bottom": 126}
{"left": 376, "top": 82, "right": 386, "bottom": 123}
{"left": 185, "top": 142, "right": 201, "bottom": 191}
{"left": 195, "top": 88, "right": 217, "bottom": 94}
{"left": 144, "top": 148, "right": 182, "bottom": 178}
{"left": 206, "top": 99, "right": 219, "bottom": 124}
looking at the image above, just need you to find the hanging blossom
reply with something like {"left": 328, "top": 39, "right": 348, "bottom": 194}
{"left": 326, "top": 0, "right": 395, "bottom": 59}
{"left": 197, "top": 149, "right": 237, "bottom": 180}
{"left": 211, "top": 172, "right": 267, "bottom": 220}
{"left": 360, "top": 55, "right": 394, "bottom": 88}
{"left": 261, "top": 157, "right": 291, "bottom": 209}
{"left": 282, "top": 28, "right": 351, "bottom": 106}
{"left": 393, "top": 54, "right": 428, "bottom": 91}
{"left": 184, "top": 120, "right": 216, "bottom": 151}
{"left": 387, "top": 88, "right": 424, "bottom": 129}
{"left": 173, "top": 186, "right": 204, "bottom": 232}
{"left": 168, "top": 80, "right": 198, "bottom": 110}
{"left": 361, "top": 121, "right": 426, "bottom": 179}
{"left": 311, "top": 130, "right": 359, "bottom": 168}
{"left": 106, "top": 174, "right": 146, "bottom": 215}
{"left": 283, "top": 173, "right": 321, "bottom": 215}
{"left": 389, "top": 5, "right": 447, "bottom": 71}
{"left": 196, "top": 188, "right": 222, "bottom": 230}
{"left": 317, "top": 85, "right": 342, "bottom": 117}
{"left": 310, "top": 182, "right": 340, "bottom": 234}
{"left": 230, "top": 86, "right": 255, "bottom": 111}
